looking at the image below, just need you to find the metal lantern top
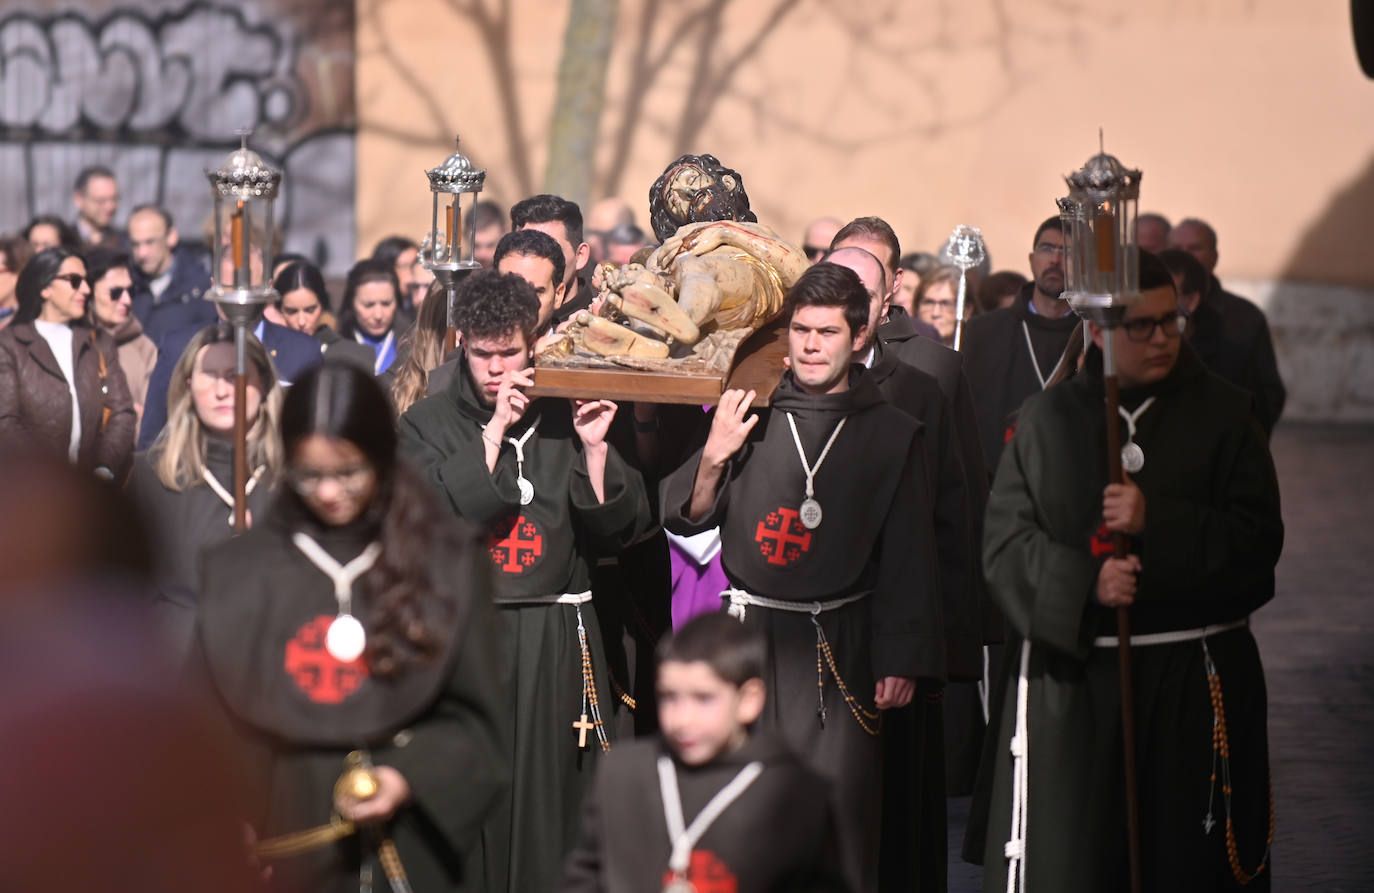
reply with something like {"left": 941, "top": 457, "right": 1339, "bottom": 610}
{"left": 206, "top": 137, "right": 280, "bottom": 325}
{"left": 1064, "top": 150, "right": 1140, "bottom": 206}
{"left": 426, "top": 136, "right": 486, "bottom": 195}
{"left": 1059, "top": 139, "right": 1143, "bottom": 327}
{"left": 206, "top": 143, "right": 282, "bottom": 200}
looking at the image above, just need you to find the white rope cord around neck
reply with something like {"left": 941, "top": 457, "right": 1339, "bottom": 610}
{"left": 201, "top": 465, "right": 265, "bottom": 525}
{"left": 783, "top": 413, "right": 846, "bottom": 504}
{"left": 1021, "top": 321, "right": 1068, "bottom": 392}
{"left": 291, "top": 532, "right": 383, "bottom": 618}
{"left": 1118, "top": 396, "right": 1156, "bottom": 444}
{"left": 657, "top": 756, "right": 764, "bottom": 879}
{"left": 507, "top": 422, "right": 537, "bottom": 478}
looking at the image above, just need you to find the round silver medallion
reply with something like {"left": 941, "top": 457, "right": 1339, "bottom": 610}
{"left": 798, "top": 497, "right": 823, "bottom": 530}
{"left": 517, "top": 476, "right": 535, "bottom": 506}
{"left": 326, "top": 613, "right": 367, "bottom": 662}
{"left": 1120, "top": 441, "right": 1145, "bottom": 474}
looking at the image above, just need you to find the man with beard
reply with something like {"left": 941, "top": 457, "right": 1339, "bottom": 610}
{"left": 961, "top": 215, "right": 1081, "bottom": 477}
{"left": 399, "top": 270, "right": 653, "bottom": 893}
{"left": 661, "top": 262, "right": 944, "bottom": 893}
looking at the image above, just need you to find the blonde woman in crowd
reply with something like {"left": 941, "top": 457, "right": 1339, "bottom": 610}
{"left": 126, "top": 322, "right": 283, "bottom": 658}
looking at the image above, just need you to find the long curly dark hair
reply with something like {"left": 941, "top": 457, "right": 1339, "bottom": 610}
{"left": 280, "top": 361, "right": 452, "bottom": 679}
{"left": 648, "top": 153, "right": 756, "bottom": 242}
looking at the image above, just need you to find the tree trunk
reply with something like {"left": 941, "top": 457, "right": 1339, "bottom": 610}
{"left": 543, "top": 0, "right": 620, "bottom": 210}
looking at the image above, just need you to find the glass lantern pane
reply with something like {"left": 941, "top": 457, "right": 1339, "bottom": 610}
{"left": 213, "top": 195, "right": 274, "bottom": 291}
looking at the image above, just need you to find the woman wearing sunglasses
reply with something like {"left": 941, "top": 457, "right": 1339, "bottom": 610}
{"left": 0, "top": 246, "right": 135, "bottom": 480}
{"left": 194, "top": 361, "right": 505, "bottom": 892}
{"left": 127, "top": 322, "right": 284, "bottom": 659}
{"left": 85, "top": 247, "right": 157, "bottom": 427}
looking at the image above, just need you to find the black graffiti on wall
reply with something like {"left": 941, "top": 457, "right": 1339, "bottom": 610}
{"left": 0, "top": 1, "right": 355, "bottom": 273}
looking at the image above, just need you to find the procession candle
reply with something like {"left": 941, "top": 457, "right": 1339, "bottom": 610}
{"left": 1095, "top": 203, "right": 1117, "bottom": 282}
{"left": 240, "top": 201, "right": 252, "bottom": 288}
{"left": 445, "top": 202, "right": 453, "bottom": 246}
{"left": 451, "top": 202, "right": 462, "bottom": 256}
{"left": 231, "top": 201, "right": 245, "bottom": 286}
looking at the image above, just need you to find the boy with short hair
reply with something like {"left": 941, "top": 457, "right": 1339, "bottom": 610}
{"left": 560, "top": 612, "right": 850, "bottom": 893}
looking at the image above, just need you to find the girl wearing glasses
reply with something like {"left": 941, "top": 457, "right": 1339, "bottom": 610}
{"left": 127, "top": 322, "right": 284, "bottom": 659}
{"left": 194, "top": 361, "right": 505, "bottom": 892}
{"left": 0, "top": 246, "right": 135, "bottom": 480}
{"left": 85, "top": 248, "right": 157, "bottom": 427}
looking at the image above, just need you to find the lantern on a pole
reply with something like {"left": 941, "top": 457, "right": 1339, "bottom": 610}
{"left": 1059, "top": 136, "right": 1145, "bottom": 893}
{"left": 943, "top": 224, "right": 986, "bottom": 351}
{"left": 422, "top": 136, "right": 486, "bottom": 355}
{"left": 206, "top": 136, "right": 281, "bottom": 532}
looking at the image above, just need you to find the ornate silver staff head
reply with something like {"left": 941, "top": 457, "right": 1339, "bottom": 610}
{"left": 422, "top": 136, "right": 486, "bottom": 328}
{"left": 1059, "top": 135, "right": 1143, "bottom": 328}
{"left": 943, "top": 224, "right": 986, "bottom": 350}
{"left": 205, "top": 133, "right": 281, "bottom": 328}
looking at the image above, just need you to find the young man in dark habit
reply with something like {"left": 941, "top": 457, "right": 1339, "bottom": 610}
{"left": 967, "top": 251, "right": 1282, "bottom": 891}
{"left": 661, "top": 262, "right": 945, "bottom": 892}
{"left": 399, "top": 270, "right": 654, "bottom": 893}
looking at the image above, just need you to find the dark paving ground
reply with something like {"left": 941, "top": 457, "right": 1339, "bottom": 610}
{"left": 946, "top": 423, "right": 1374, "bottom": 891}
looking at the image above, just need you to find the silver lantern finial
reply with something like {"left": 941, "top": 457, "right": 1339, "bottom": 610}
{"left": 422, "top": 135, "right": 486, "bottom": 336}
{"left": 1059, "top": 139, "right": 1142, "bottom": 328}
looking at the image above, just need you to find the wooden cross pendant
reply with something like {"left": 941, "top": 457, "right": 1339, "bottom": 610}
{"left": 574, "top": 713, "right": 594, "bottom": 748}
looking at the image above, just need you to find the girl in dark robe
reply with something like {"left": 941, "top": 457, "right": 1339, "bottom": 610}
{"left": 127, "top": 323, "right": 283, "bottom": 659}
{"left": 194, "top": 361, "right": 507, "bottom": 893}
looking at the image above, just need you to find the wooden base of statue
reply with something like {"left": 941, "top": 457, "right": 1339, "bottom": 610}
{"left": 528, "top": 317, "right": 788, "bottom": 407}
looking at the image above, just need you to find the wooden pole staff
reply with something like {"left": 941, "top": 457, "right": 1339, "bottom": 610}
{"left": 1097, "top": 206, "right": 1142, "bottom": 893}
{"left": 232, "top": 324, "right": 249, "bottom": 532}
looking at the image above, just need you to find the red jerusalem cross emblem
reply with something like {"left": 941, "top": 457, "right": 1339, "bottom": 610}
{"left": 488, "top": 514, "right": 545, "bottom": 575}
{"left": 661, "top": 850, "right": 739, "bottom": 893}
{"left": 284, "top": 615, "right": 369, "bottom": 704}
{"left": 755, "top": 506, "right": 812, "bottom": 567}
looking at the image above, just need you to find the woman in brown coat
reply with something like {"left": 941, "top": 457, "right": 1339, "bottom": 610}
{"left": 86, "top": 248, "right": 157, "bottom": 427}
{"left": 0, "top": 247, "right": 135, "bottom": 480}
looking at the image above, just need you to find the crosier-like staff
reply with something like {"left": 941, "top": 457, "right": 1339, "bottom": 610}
{"left": 944, "top": 224, "right": 986, "bottom": 351}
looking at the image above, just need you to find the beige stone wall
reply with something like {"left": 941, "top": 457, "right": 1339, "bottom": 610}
{"left": 357, "top": 0, "right": 1374, "bottom": 419}
{"left": 358, "top": 0, "right": 1373, "bottom": 283}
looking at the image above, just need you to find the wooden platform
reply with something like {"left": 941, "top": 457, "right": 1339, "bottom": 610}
{"left": 529, "top": 317, "right": 789, "bottom": 407}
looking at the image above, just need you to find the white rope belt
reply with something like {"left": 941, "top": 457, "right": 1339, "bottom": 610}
{"left": 723, "top": 588, "right": 878, "bottom": 734}
{"left": 1093, "top": 618, "right": 1247, "bottom": 648}
{"left": 720, "top": 588, "right": 868, "bottom": 623}
{"left": 492, "top": 590, "right": 593, "bottom": 606}
{"left": 1004, "top": 640, "right": 1031, "bottom": 891}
